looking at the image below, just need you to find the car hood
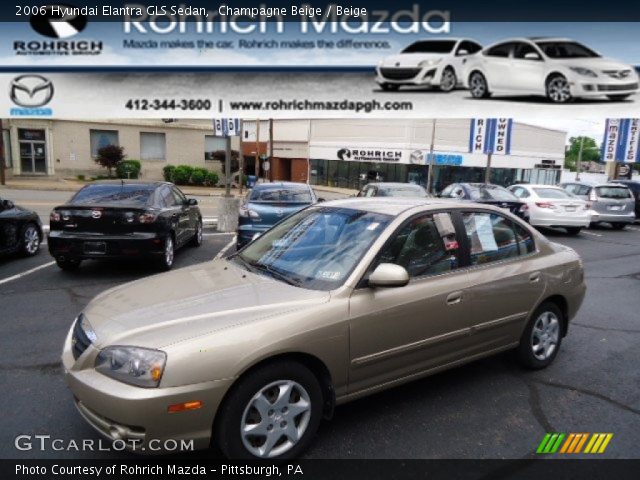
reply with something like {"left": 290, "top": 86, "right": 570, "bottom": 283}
{"left": 82, "top": 260, "right": 330, "bottom": 349}
{"left": 381, "top": 53, "right": 445, "bottom": 67}
{"left": 552, "top": 57, "right": 634, "bottom": 72}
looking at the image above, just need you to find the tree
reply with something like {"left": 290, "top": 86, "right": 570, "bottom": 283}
{"left": 211, "top": 149, "right": 240, "bottom": 172}
{"left": 564, "top": 136, "right": 600, "bottom": 171}
{"left": 95, "top": 145, "right": 125, "bottom": 177}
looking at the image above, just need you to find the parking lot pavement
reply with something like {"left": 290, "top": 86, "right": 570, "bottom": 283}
{"left": 0, "top": 223, "right": 638, "bottom": 459}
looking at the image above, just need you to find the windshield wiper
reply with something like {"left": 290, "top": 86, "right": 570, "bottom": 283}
{"left": 253, "top": 262, "right": 303, "bottom": 287}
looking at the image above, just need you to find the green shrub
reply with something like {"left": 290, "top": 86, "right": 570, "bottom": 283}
{"left": 163, "top": 165, "right": 176, "bottom": 182}
{"left": 76, "top": 174, "right": 85, "bottom": 181}
{"left": 172, "top": 165, "right": 194, "bottom": 185}
{"left": 191, "top": 167, "right": 208, "bottom": 186}
{"left": 205, "top": 171, "right": 219, "bottom": 186}
{"left": 116, "top": 159, "right": 142, "bottom": 179}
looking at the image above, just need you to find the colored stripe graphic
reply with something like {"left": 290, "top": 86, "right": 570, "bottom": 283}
{"left": 585, "top": 433, "right": 614, "bottom": 454}
{"left": 538, "top": 433, "right": 613, "bottom": 454}
{"left": 537, "top": 433, "right": 565, "bottom": 453}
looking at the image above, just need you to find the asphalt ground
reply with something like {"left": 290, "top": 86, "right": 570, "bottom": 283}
{"left": 0, "top": 212, "right": 638, "bottom": 459}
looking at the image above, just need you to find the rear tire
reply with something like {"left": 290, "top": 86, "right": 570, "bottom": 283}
{"left": 611, "top": 223, "right": 627, "bottom": 230}
{"left": 21, "top": 223, "right": 41, "bottom": 256}
{"left": 157, "top": 234, "right": 175, "bottom": 271}
{"left": 214, "top": 361, "right": 323, "bottom": 459}
{"left": 56, "top": 258, "right": 81, "bottom": 271}
{"left": 517, "top": 302, "right": 563, "bottom": 369}
{"left": 607, "top": 94, "right": 631, "bottom": 101}
{"left": 565, "top": 227, "right": 582, "bottom": 236}
{"left": 190, "top": 220, "right": 203, "bottom": 247}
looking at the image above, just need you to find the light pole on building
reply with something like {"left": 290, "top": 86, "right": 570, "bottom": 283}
{"left": 0, "top": 118, "right": 5, "bottom": 186}
{"left": 425, "top": 119, "right": 437, "bottom": 193}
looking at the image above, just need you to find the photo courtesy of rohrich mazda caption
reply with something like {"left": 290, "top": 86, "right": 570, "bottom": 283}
{"left": 48, "top": 181, "right": 203, "bottom": 271}
{"left": 63, "top": 198, "right": 585, "bottom": 459}
{"left": 376, "top": 38, "right": 483, "bottom": 92}
{"left": 465, "top": 37, "right": 639, "bottom": 103}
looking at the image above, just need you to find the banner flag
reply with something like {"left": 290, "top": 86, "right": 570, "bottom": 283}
{"left": 213, "top": 119, "right": 241, "bottom": 137}
{"left": 470, "top": 118, "right": 512, "bottom": 155}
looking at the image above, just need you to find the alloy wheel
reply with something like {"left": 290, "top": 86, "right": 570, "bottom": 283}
{"left": 470, "top": 73, "right": 487, "bottom": 98}
{"left": 23, "top": 226, "right": 40, "bottom": 255}
{"left": 547, "top": 76, "right": 571, "bottom": 103}
{"left": 165, "top": 237, "right": 174, "bottom": 266}
{"left": 240, "top": 380, "right": 312, "bottom": 458}
{"left": 440, "top": 69, "right": 456, "bottom": 92}
{"left": 196, "top": 221, "right": 203, "bottom": 244}
{"left": 531, "top": 311, "right": 560, "bottom": 361}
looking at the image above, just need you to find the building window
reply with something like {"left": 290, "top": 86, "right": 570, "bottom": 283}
{"left": 205, "top": 135, "right": 226, "bottom": 160}
{"left": 90, "top": 129, "right": 119, "bottom": 158}
{"left": 140, "top": 132, "right": 166, "bottom": 161}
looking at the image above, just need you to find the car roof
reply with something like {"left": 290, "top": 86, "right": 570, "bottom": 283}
{"left": 517, "top": 184, "right": 564, "bottom": 189}
{"left": 365, "top": 182, "right": 424, "bottom": 188}
{"left": 321, "top": 197, "right": 477, "bottom": 216}
{"left": 253, "top": 182, "right": 310, "bottom": 190}
{"left": 462, "top": 183, "right": 506, "bottom": 188}
{"left": 528, "top": 37, "right": 573, "bottom": 42}
{"left": 85, "top": 180, "right": 168, "bottom": 187}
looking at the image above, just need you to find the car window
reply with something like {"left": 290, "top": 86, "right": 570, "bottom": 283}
{"left": 462, "top": 212, "right": 520, "bottom": 265}
{"left": 441, "top": 184, "right": 465, "bottom": 198}
{"left": 536, "top": 41, "right": 599, "bottom": 58}
{"left": 485, "top": 42, "right": 513, "bottom": 58}
{"left": 513, "top": 42, "right": 541, "bottom": 60}
{"left": 250, "top": 187, "right": 312, "bottom": 203}
{"left": 378, "top": 213, "right": 460, "bottom": 278}
{"left": 364, "top": 187, "right": 376, "bottom": 198}
{"left": 511, "top": 187, "right": 530, "bottom": 198}
{"left": 514, "top": 222, "right": 536, "bottom": 255}
{"left": 380, "top": 186, "right": 426, "bottom": 198}
{"left": 533, "top": 188, "right": 573, "bottom": 199}
{"left": 457, "top": 41, "right": 482, "bottom": 55}
{"left": 401, "top": 40, "right": 457, "bottom": 54}
{"left": 172, "top": 187, "right": 187, "bottom": 205}
{"left": 596, "top": 186, "right": 632, "bottom": 199}
{"left": 70, "top": 184, "right": 155, "bottom": 206}
{"left": 468, "top": 186, "right": 518, "bottom": 201}
{"left": 160, "top": 186, "right": 176, "bottom": 207}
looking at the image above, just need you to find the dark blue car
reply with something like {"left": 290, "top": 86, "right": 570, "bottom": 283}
{"left": 237, "top": 182, "right": 319, "bottom": 249}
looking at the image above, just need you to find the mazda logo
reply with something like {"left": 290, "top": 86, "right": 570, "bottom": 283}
{"left": 337, "top": 148, "right": 351, "bottom": 161}
{"left": 9, "top": 75, "right": 54, "bottom": 107}
{"left": 30, "top": 4, "right": 87, "bottom": 39}
{"left": 91, "top": 210, "right": 102, "bottom": 219}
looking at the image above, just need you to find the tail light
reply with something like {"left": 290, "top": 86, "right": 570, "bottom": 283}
{"left": 518, "top": 204, "right": 529, "bottom": 213}
{"left": 50, "top": 211, "right": 61, "bottom": 222}
{"left": 139, "top": 212, "right": 157, "bottom": 224}
{"left": 535, "top": 202, "right": 557, "bottom": 209}
{"left": 589, "top": 189, "right": 598, "bottom": 202}
{"left": 239, "top": 206, "right": 260, "bottom": 219}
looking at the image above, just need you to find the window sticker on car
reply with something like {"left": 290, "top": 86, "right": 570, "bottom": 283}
{"left": 318, "top": 271, "right": 342, "bottom": 280}
{"left": 367, "top": 222, "right": 380, "bottom": 231}
{"left": 472, "top": 215, "right": 499, "bottom": 252}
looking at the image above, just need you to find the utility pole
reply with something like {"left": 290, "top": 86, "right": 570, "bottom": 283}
{"left": 255, "top": 119, "right": 260, "bottom": 181}
{"left": 425, "top": 119, "right": 437, "bottom": 193}
{"left": 0, "top": 118, "right": 5, "bottom": 186}
{"left": 484, "top": 152, "right": 493, "bottom": 184}
{"left": 269, "top": 118, "right": 274, "bottom": 182}
{"left": 224, "top": 134, "right": 232, "bottom": 197}
{"left": 238, "top": 119, "right": 244, "bottom": 196}
{"left": 575, "top": 136, "right": 585, "bottom": 181}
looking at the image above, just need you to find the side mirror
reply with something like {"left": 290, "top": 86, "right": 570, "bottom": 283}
{"left": 457, "top": 49, "right": 469, "bottom": 56}
{"left": 187, "top": 198, "right": 198, "bottom": 206}
{"left": 317, "top": 197, "right": 326, "bottom": 203}
{"left": 524, "top": 52, "right": 541, "bottom": 61}
{"left": 1, "top": 199, "right": 14, "bottom": 210}
{"left": 368, "top": 263, "right": 410, "bottom": 288}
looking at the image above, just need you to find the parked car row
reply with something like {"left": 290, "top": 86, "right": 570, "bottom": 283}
{"left": 376, "top": 37, "right": 639, "bottom": 103}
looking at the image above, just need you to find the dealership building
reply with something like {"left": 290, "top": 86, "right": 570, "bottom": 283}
{"left": 1, "top": 118, "right": 566, "bottom": 191}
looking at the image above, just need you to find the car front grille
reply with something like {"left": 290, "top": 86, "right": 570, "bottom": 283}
{"left": 72, "top": 316, "right": 92, "bottom": 360}
{"left": 380, "top": 67, "right": 421, "bottom": 81}
{"left": 597, "top": 83, "right": 638, "bottom": 92}
{"left": 601, "top": 69, "right": 633, "bottom": 79}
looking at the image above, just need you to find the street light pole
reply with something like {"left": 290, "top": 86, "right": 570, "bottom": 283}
{"left": 0, "top": 118, "right": 5, "bottom": 186}
{"left": 238, "top": 119, "right": 244, "bottom": 196}
{"left": 484, "top": 152, "right": 493, "bottom": 184}
{"left": 575, "top": 136, "right": 584, "bottom": 181}
{"left": 425, "top": 119, "right": 436, "bottom": 194}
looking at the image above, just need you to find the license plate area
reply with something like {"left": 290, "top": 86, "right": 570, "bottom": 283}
{"left": 565, "top": 206, "right": 577, "bottom": 212}
{"left": 607, "top": 205, "right": 622, "bottom": 211}
{"left": 83, "top": 241, "right": 106, "bottom": 255}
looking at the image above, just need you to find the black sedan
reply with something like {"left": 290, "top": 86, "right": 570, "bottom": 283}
{"left": 438, "top": 182, "right": 527, "bottom": 218}
{"left": 48, "top": 181, "right": 202, "bottom": 271}
{"left": 0, "top": 196, "right": 43, "bottom": 258}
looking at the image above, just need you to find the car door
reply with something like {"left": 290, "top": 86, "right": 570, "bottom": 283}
{"left": 511, "top": 42, "right": 546, "bottom": 93}
{"left": 171, "top": 186, "right": 193, "bottom": 244}
{"left": 348, "top": 211, "right": 479, "bottom": 393}
{"left": 453, "top": 40, "right": 482, "bottom": 78}
{"left": 456, "top": 210, "right": 546, "bottom": 348}
{"left": 482, "top": 42, "right": 515, "bottom": 91}
{"left": 0, "top": 199, "right": 19, "bottom": 254}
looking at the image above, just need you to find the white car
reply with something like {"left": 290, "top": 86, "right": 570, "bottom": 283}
{"left": 465, "top": 37, "right": 639, "bottom": 103}
{"left": 376, "top": 38, "right": 482, "bottom": 92}
{"left": 509, "top": 184, "right": 591, "bottom": 235}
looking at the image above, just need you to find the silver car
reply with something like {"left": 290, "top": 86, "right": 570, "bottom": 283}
{"left": 561, "top": 181, "right": 635, "bottom": 229}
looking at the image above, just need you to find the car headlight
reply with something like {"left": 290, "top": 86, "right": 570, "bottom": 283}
{"left": 418, "top": 58, "right": 442, "bottom": 68}
{"left": 78, "top": 314, "right": 97, "bottom": 343}
{"left": 569, "top": 67, "right": 597, "bottom": 78}
{"left": 95, "top": 346, "right": 166, "bottom": 388}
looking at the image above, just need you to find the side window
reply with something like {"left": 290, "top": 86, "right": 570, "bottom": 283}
{"left": 577, "top": 185, "right": 591, "bottom": 196}
{"left": 563, "top": 184, "right": 576, "bottom": 194}
{"left": 485, "top": 42, "right": 513, "bottom": 58}
{"left": 513, "top": 42, "right": 541, "bottom": 60}
{"left": 512, "top": 187, "right": 530, "bottom": 198}
{"left": 378, "top": 213, "right": 460, "bottom": 278}
{"left": 462, "top": 212, "right": 520, "bottom": 265}
{"left": 457, "top": 41, "right": 482, "bottom": 55}
{"left": 514, "top": 222, "right": 536, "bottom": 255}
{"left": 161, "top": 187, "right": 176, "bottom": 207}
{"left": 364, "top": 187, "right": 376, "bottom": 198}
{"left": 440, "top": 184, "right": 455, "bottom": 197}
{"left": 172, "top": 187, "right": 187, "bottom": 205}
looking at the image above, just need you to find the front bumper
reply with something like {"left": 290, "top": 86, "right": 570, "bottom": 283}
{"left": 376, "top": 65, "right": 441, "bottom": 86}
{"left": 62, "top": 327, "right": 233, "bottom": 453}
{"left": 572, "top": 76, "right": 639, "bottom": 97}
{"left": 48, "top": 231, "right": 165, "bottom": 260}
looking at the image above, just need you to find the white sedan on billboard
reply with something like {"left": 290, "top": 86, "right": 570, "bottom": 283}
{"left": 376, "top": 38, "right": 482, "bottom": 92}
{"left": 509, "top": 184, "right": 591, "bottom": 235}
{"left": 464, "top": 37, "right": 639, "bottom": 103}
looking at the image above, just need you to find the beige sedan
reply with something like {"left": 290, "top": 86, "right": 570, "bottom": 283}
{"left": 63, "top": 198, "right": 586, "bottom": 459}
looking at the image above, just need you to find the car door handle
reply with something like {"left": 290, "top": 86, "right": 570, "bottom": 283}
{"left": 446, "top": 291, "right": 463, "bottom": 305}
{"left": 529, "top": 272, "right": 541, "bottom": 283}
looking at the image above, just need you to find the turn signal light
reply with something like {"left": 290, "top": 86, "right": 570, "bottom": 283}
{"left": 50, "top": 211, "right": 61, "bottom": 222}
{"left": 167, "top": 401, "right": 203, "bottom": 413}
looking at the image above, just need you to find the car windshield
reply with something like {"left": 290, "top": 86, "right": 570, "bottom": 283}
{"left": 535, "top": 41, "right": 600, "bottom": 58}
{"left": 249, "top": 186, "right": 312, "bottom": 204}
{"left": 233, "top": 207, "right": 391, "bottom": 291}
{"left": 468, "top": 186, "right": 518, "bottom": 201}
{"left": 401, "top": 41, "right": 456, "bottom": 54}
{"left": 596, "top": 186, "right": 631, "bottom": 199}
{"left": 533, "top": 188, "right": 573, "bottom": 199}
{"left": 379, "top": 186, "right": 426, "bottom": 197}
{"left": 70, "top": 184, "right": 155, "bottom": 206}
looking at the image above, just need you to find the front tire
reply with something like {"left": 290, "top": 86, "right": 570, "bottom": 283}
{"left": 546, "top": 74, "right": 572, "bottom": 103}
{"left": 611, "top": 222, "right": 627, "bottom": 230}
{"left": 517, "top": 302, "right": 563, "bottom": 369}
{"left": 190, "top": 219, "right": 203, "bottom": 247}
{"left": 565, "top": 227, "right": 582, "bottom": 236}
{"left": 21, "top": 223, "right": 41, "bottom": 256}
{"left": 214, "top": 361, "right": 323, "bottom": 459}
{"left": 469, "top": 72, "right": 490, "bottom": 98}
{"left": 439, "top": 67, "right": 457, "bottom": 92}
